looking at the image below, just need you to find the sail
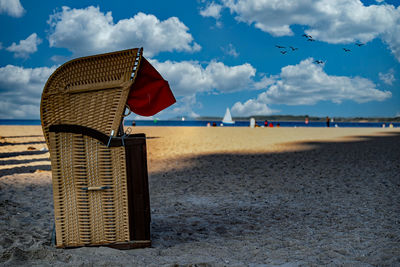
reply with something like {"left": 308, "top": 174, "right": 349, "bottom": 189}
{"left": 222, "top": 108, "right": 235, "bottom": 124}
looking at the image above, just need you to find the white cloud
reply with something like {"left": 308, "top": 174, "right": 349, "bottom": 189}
{"left": 150, "top": 60, "right": 213, "bottom": 96}
{"left": 200, "top": 2, "right": 223, "bottom": 19}
{"left": 222, "top": 0, "right": 400, "bottom": 62}
{"left": 382, "top": 23, "right": 400, "bottom": 62}
{"left": 150, "top": 59, "right": 257, "bottom": 96}
{"left": 263, "top": 58, "right": 391, "bottom": 104}
{"left": 0, "top": 0, "right": 25, "bottom": 17}
{"left": 131, "top": 115, "right": 155, "bottom": 121}
{"left": 47, "top": 6, "right": 201, "bottom": 57}
{"left": 207, "top": 61, "right": 257, "bottom": 92}
{"left": 169, "top": 95, "right": 200, "bottom": 118}
{"left": 0, "top": 101, "right": 39, "bottom": 119}
{"left": 148, "top": 59, "right": 264, "bottom": 117}
{"left": 0, "top": 65, "right": 57, "bottom": 119}
{"left": 6, "top": 33, "right": 42, "bottom": 58}
{"left": 379, "top": 68, "right": 396, "bottom": 85}
{"left": 221, "top": 43, "right": 239, "bottom": 57}
{"left": 253, "top": 75, "right": 277, "bottom": 90}
{"left": 231, "top": 58, "right": 392, "bottom": 116}
{"left": 200, "top": 2, "right": 224, "bottom": 27}
{"left": 50, "top": 55, "right": 71, "bottom": 63}
{"left": 232, "top": 99, "right": 277, "bottom": 116}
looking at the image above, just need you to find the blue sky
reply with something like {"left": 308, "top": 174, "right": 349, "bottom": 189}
{"left": 0, "top": 0, "right": 399, "bottom": 120}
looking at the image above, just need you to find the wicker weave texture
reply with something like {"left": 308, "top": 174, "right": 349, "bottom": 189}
{"left": 41, "top": 48, "right": 142, "bottom": 146}
{"left": 49, "top": 132, "right": 130, "bottom": 247}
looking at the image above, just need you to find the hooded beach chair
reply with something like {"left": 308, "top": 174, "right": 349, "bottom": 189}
{"left": 41, "top": 48, "right": 175, "bottom": 249}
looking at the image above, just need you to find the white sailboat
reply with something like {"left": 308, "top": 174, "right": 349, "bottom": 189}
{"left": 222, "top": 108, "right": 235, "bottom": 124}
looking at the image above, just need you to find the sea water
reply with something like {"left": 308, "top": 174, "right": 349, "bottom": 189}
{"left": 1, "top": 119, "right": 398, "bottom": 128}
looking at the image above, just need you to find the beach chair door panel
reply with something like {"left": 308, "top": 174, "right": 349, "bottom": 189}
{"left": 49, "top": 132, "right": 130, "bottom": 247}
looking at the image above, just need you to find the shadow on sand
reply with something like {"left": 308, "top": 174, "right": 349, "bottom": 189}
{"left": 0, "top": 164, "right": 51, "bottom": 177}
{"left": 0, "top": 158, "right": 50, "bottom": 166}
{"left": 0, "top": 141, "right": 46, "bottom": 146}
{"left": 147, "top": 132, "right": 400, "bottom": 261}
{"left": 0, "top": 150, "right": 48, "bottom": 159}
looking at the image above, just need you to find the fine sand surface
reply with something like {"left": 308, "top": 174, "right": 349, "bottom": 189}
{"left": 0, "top": 126, "right": 399, "bottom": 266}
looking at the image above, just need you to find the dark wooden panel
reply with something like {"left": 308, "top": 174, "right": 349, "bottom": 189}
{"left": 125, "top": 134, "right": 151, "bottom": 241}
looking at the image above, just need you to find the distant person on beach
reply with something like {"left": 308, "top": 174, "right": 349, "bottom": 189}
{"left": 264, "top": 120, "right": 268, "bottom": 127}
{"left": 132, "top": 121, "right": 136, "bottom": 127}
{"left": 212, "top": 122, "right": 217, "bottom": 127}
{"left": 269, "top": 122, "right": 274, "bottom": 127}
{"left": 326, "top": 116, "right": 330, "bottom": 127}
{"left": 250, "top": 118, "right": 255, "bottom": 128}
{"left": 277, "top": 123, "right": 280, "bottom": 127}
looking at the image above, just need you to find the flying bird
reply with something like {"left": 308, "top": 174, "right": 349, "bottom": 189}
{"left": 307, "top": 38, "right": 315, "bottom": 42}
{"left": 355, "top": 43, "right": 364, "bottom": 47}
{"left": 290, "top": 46, "right": 298, "bottom": 51}
{"left": 280, "top": 51, "right": 287, "bottom": 54}
{"left": 314, "top": 60, "right": 324, "bottom": 64}
{"left": 343, "top": 48, "right": 351, "bottom": 52}
{"left": 275, "top": 45, "right": 286, "bottom": 49}
{"left": 302, "top": 34, "right": 312, "bottom": 39}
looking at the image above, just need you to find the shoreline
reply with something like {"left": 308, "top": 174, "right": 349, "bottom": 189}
{"left": 0, "top": 119, "right": 399, "bottom": 128}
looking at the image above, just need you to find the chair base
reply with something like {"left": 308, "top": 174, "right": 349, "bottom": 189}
{"left": 57, "top": 240, "right": 151, "bottom": 250}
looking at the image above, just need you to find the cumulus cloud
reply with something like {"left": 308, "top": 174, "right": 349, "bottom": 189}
{"left": 200, "top": 2, "right": 223, "bottom": 19}
{"left": 47, "top": 6, "right": 201, "bottom": 57}
{"left": 379, "top": 68, "right": 396, "bottom": 85}
{"left": 6, "top": 33, "right": 42, "bottom": 58}
{"left": 0, "top": 0, "right": 25, "bottom": 17}
{"left": 200, "top": 1, "right": 223, "bottom": 27}
{"left": 381, "top": 23, "right": 400, "bottom": 62}
{"left": 150, "top": 59, "right": 257, "bottom": 96}
{"left": 0, "top": 65, "right": 57, "bottom": 119}
{"left": 232, "top": 99, "right": 277, "bottom": 116}
{"left": 222, "top": 0, "right": 400, "bottom": 61}
{"left": 147, "top": 59, "right": 263, "bottom": 116}
{"left": 231, "top": 58, "right": 392, "bottom": 116}
{"left": 253, "top": 75, "right": 277, "bottom": 90}
{"left": 262, "top": 58, "right": 391, "bottom": 104}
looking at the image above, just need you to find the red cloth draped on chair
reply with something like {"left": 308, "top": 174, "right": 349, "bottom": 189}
{"left": 127, "top": 57, "right": 176, "bottom": 116}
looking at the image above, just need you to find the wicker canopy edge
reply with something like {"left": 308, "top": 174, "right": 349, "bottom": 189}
{"left": 40, "top": 48, "right": 142, "bottom": 146}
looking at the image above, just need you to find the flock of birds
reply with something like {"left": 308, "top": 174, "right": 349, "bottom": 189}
{"left": 275, "top": 33, "right": 365, "bottom": 65}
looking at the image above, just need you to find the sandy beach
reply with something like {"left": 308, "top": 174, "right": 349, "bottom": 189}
{"left": 0, "top": 125, "right": 399, "bottom": 266}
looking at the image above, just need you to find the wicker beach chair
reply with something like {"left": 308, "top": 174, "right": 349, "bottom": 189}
{"left": 41, "top": 48, "right": 174, "bottom": 249}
